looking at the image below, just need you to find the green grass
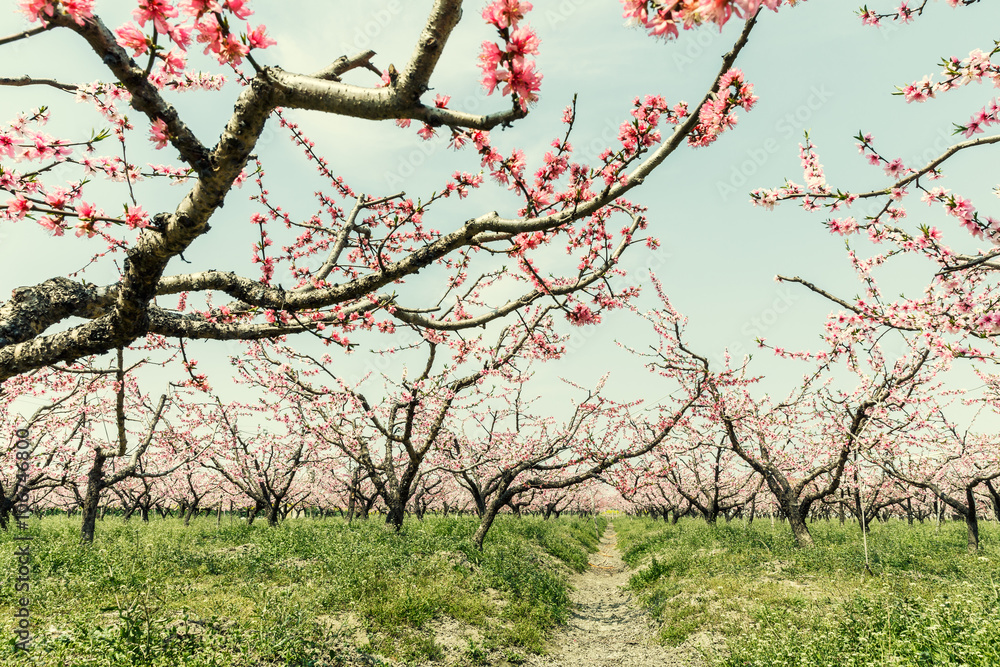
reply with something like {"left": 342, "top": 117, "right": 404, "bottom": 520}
{"left": 615, "top": 517, "right": 1000, "bottom": 666}
{"left": 0, "top": 513, "right": 605, "bottom": 666}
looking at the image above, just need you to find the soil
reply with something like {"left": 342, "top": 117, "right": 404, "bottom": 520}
{"left": 524, "top": 523, "right": 718, "bottom": 667}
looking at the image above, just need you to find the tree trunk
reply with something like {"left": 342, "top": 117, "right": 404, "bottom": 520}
{"left": 985, "top": 480, "right": 1000, "bottom": 522}
{"left": 385, "top": 500, "right": 406, "bottom": 530}
{"left": 80, "top": 453, "right": 108, "bottom": 544}
{"left": 784, "top": 501, "right": 814, "bottom": 548}
{"left": 359, "top": 494, "right": 374, "bottom": 520}
{"left": 473, "top": 503, "right": 503, "bottom": 551}
{"left": 965, "top": 486, "right": 980, "bottom": 554}
{"left": 247, "top": 500, "right": 264, "bottom": 525}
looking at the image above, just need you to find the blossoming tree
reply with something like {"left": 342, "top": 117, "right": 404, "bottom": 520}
{"left": 753, "top": 1, "right": 998, "bottom": 360}
{"left": 0, "top": 0, "right": 784, "bottom": 385}
{"left": 628, "top": 276, "right": 940, "bottom": 546}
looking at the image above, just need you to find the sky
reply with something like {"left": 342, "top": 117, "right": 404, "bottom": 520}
{"left": 1, "top": 0, "right": 999, "bottom": 423}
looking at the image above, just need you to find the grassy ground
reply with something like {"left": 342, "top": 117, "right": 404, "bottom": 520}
{"left": 0, "top": 513, "right": 606, "bottom": 667}
{"left": 615, "top": 516, "right": 1000, "bottom": 667}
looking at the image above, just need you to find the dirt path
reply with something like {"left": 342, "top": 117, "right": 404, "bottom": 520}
{"left": 526, "top": 523, "right": 711, "bottom": 667}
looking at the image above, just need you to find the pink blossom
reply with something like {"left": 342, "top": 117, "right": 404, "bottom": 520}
{"left": 566, "top": 303, "right": 600, "bottom": 326}
{"left": 482, "top": 0, "right": 533, "bottom": 29}
{"left": 224, "top": 0, "right": 252, "bottom": 19}
{"left": 478, "top": 41, "right": 504, "bottom": 93}
{"left": 159, "top": 48, "right": 187, "bottom": 74}
{"left": 133, "top": 0, "right": 179, "bottom": 35}
{"left": 44, "top": 187, "right": 70, "bottom": 209}
{"left": 883, "top": 157, "right": 906, "bottom": 179}
{"left": 0, "top": 133, "right": 14, "bottom": 159}
{"left": 149, "top": 118, "right": 169, "bottom": 149}
{"left": 61, "top": 0, "right": 94, "bottom": 25}
{"left": 859, "top": 8, "right": 880, "bottom": 26}
{"left": 5, "top": 196, "right": 32, "bottom": 220}
{"left": 74, "top": 200, "right": 98, "bottom": 220}
{"left": 115, "top": 23, "right": 149, "bottom": 56}
{"left": 19, "top": 0, "right": 57, "bottom": 23}
{"left": 124, "top": 205, "right": 149, "bottom": 229}
{"left": 216, "top": 32, "right": 250, "bottom": 65}
{"left": 38, "top": 216, "right": 66, "bottom": 235}
{"left": 179, "top": 0, "right": 221, "bottom": 18}
{"left": 246, "top": 23, "right": 276, "bottom": 50}
{"left": 167, "top": 22, "right": 193, "bottom": 49}
{"left": 507, "top": 26, "right": 540, "bottom": 60}
{"left": 503, "top": 58, "right": 542, "bottom": 111}
{"left": 827, "top": 216, "right": 859, "bottom": 236}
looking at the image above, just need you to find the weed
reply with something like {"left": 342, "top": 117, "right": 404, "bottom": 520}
{"left": 615, "top": 516, "right": 1000, "bottom": 664}
{"left": 0, "top": 514, "right": 603, "bottom": 666}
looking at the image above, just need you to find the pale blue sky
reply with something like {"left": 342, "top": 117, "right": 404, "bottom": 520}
{"left": 2, "top": 1, "right": 998, "bottom": 415}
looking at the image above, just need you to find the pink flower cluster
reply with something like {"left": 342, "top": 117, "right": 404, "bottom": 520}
{"left": 443, "top": 171, "right": 483, "bottom": 199}
{"left": 897, "top": 49, "right": 998, "bottom": 105}
{"left": 20, "top": 0, "right": 93, "bottom": 25}
{"left": 827, "top": 217, "right": 858, "bottom": 236}
{"left": 566, "top": 302, "right": 600, "bottom": 326}
{"left": 620, "top": 0, "right": 786, "bottom": 40}
{"left": 0, "top": 109, "right": 139, "bottom": 237}
{"left": 616, "top": 95, "right": 688, "bottom": 161}
{"left": 688, "top": 68, "right": 758, "bottom": 147}
{"left": 958, "top": 98, "right": 1000, "bottom": 139}
{"left": 860, "top": 0, "right": 963, "bottom": 27}
{"left": 111, "top": 0, "right": 276, "bottom": 78}
{"left": 855, "top": 133, "right": 919, "bottom": 181}
{"left": 478, "top": 1, "right": 542, "bottom": 112}
{"left": 149, "top": 118, "right": 169, "bottom": 148}
{"left": 798, "top": 134, "right": 829, "bottom": 194}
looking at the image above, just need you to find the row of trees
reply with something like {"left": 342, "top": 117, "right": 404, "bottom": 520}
{"left": 4, "top": 280, "right": 1000, "bottom": 553}
{"left": 0, "top": 291, "right": 707, "bottom": 548}
{"left": 2, "top": 1, "right": 998, "bottom": 554}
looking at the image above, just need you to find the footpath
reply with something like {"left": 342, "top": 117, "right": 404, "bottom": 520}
{"left": 526, "top": 523, "right": 713, "bottom": 667}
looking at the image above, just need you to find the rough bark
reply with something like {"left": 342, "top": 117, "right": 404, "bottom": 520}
{"left": 79, "top": 452, "right": 107, "bottom": 544}
{"left": 965, "top": 486, "right": 980, "bottom": 554}
{"left": 0, "top": 5, "right": 761, "bottom": 382}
